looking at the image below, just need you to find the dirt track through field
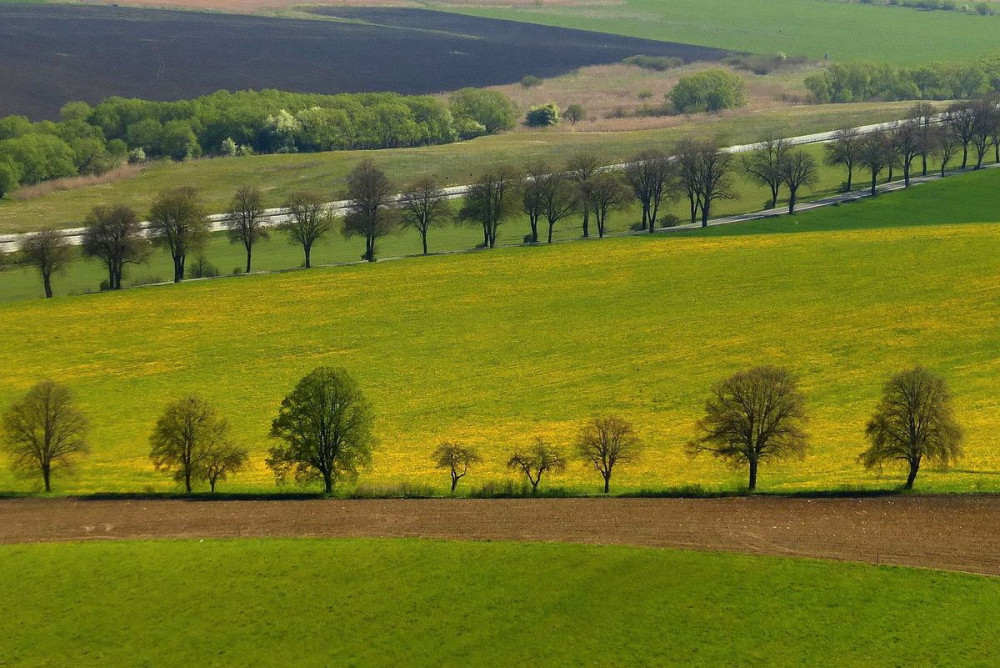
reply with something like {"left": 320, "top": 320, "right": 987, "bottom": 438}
{"left": 3, "top": 496, "right": 1000, "bottom": 575}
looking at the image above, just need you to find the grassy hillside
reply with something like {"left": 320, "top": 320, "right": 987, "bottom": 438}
{"left": 0, "top": 101, "right": 918, "bottom": 234}
{"left": 2, "top": 539, "right": 998, "bottom": 665}
{"left": 437, "top": 0, "right": 1000, "bottom": 65}
{"left": 1, "top": 171, "right": 999, "bottom": 494}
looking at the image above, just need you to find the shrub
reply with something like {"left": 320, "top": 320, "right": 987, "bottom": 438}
{"left": 525, "top": 103, "right": 560, "bottom": 127}
{"left": 668, "top": 69, "right": 748, "bottom": 113}
{"left": 637, "top": 89, "right": 655, "bottom": 100}
{"left": 623, "top": 55, "right": 683, "bottom": 71}
{"left": 564, "top": 104, "right": 586, "bottom": 124}
{"left": 189, "top": 256, "right": 220, "bottom": 279}
{"left": 127, "top": 148, "right": 146, "bottom": 164}
{"left": 449, "top": 88, "right": 518, "bottom": 134}
{"left": 520, "top": 75, "right": 543, "bottom": 88}
{"left": 219, "top": 137, "right": 238, "bottom": 157}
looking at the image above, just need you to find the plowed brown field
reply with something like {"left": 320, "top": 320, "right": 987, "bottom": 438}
{"left": 3, "top": 496, "right": 999, "bottom": 575}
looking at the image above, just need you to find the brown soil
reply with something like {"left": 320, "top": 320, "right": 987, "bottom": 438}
{"left": 3, "top": 496, "right": 1000, "bottom": 575}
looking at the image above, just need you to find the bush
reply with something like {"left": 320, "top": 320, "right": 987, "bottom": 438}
{"left": 668, "top": 69, "right": 748, "bottom": 113}
{"left": 659, "top": 213, "right": 681, "bottom": 228}
{"left": 623, "top": 55, "right": 683, "bottom": 71}
{"left": 127, "top": 148, "right": 146, "bottom": 164}
{"left": 637, "top": 89, "right": 655, "bottom": 100}
{"left": 449, "top": 88, "right": 518, "bottom": 135}
{"left": 520, "top": 75, "right": 543, "bottom": 88}
{"left": 219, "top": 137, "right": 238, "bottom": 157}
{"left": 525, "top": 103, "right": 560, "bottom": 127}
{"left": 189, "top": 256, "right": 220, "bottom": 279}
{"left": 564, "top": 103, "right": 586, "bottom": 124}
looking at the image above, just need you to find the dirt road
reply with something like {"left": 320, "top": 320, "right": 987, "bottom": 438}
{"left": 3, "top": 496, "right": 1000, "bottom": 575}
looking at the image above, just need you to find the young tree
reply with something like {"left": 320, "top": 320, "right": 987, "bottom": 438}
{"left": 675, "top": 139, "right": 704, "bottom": 225}
{"left": 399, "top": 177, "right": 451, "bottom": 255}
{"left": 969, "top": 99, "right": 997, "bottom": 170}
{"left": 224, "top": 184, "right": 269, "bottom": 274}
{"left": 566, "top": 153, "right": 601, "bottom": 237}
{"left": 148, "top": 187, "right": 208, "bottom": 283}
{"left": 267, "top": 366, "right": 375, "bottom": 494}
{"left": 432, "top": 442, "right": 481, "bottom": 493}
{"left": 693, "top": 143, "right": 735, "bottom": 227}
{"left": 458, "top": 165, "right": 520, "bottom": 248}
{"left": 343, "top": 159, "right": 396, "bottom": 262}
{"left": 780, "top": 149, "right": 818, "bottom": 214}
{"left": 149, "top": 396, "right": 232, "bottom": 493}
{"left": 858, "top": 130, "right": 892, "bottom": 196}
{"left": 81, "top": 204, "right": 149, "bottom": 290}
{"left": 281, "top": 191, "right": 332, "bottom": 269}
{"left": 1, "top": 380, "right": 88, "bottom": 492}
{"left": 825, "top": 126, "right": 861, "bottom": 192}
{"left": 20, "top": 229, "right": 72, "bottom": 298}
{"left": 539, "top": 172, "right": 578, "bottom": 243}
{"left": 935, "top": 125, "right": 960, "bottom": 177}
{"left": 859, "top": 367, "right": 963, "bottom": 490}
{"left": 521, "top": 163, "right": 549, "bottom": 243}
{"left": 891, "top": 120, "right": 921, "bottom": 187}
{"left": 583, "top": 172, "right": 631, "bottom": 238}
{"left": 506, "top": 437, "right": 566, "bottom": 494}
{"left": 910, "top": 102, "right": 937, "bottom": 176}
{"left": 204, "top": 440, "right": 249, "bottom": 493}
{"left": 574, "top": 416, "right": 640, "bottom": 494}
{"left": 564, "top": 104, "right": 586, "bottom": 125}
{"left": 687, "top": 366, "right": 808, "bottom": 491}
{"left": 946, "top": 103, "right": 976, "bottom": 169}
{"left": 623, "top": 149, "right": 676, "bottom": 232}
{"left": 741, "top": 134, "right": 788, "bottom": 210}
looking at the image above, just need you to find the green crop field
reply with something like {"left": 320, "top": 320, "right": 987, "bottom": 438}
{"left": 1, "top": 169, "right": 999, "bottom": 494}
{"left": 0, "top": 539, "right": 997, "bottom": 666}
{"left": 433, "top": 0, "right": 1000, "bottom": 65}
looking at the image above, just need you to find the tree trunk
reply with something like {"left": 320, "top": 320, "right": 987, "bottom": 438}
{"left": 421, "top": 232, "right": 428, "bottom": 255}
{"left": 42, "top": 465, "right": 51, "bottom": 493}
{"left": 870, "top": 172, "right": 877, "bottom": 197}
{"left": 304, "top": 244, "right": 312, "bottom": 269}
{"left": 688, "top": 195, "right": 698, "bottom": 225}
{"left": 903, "top": 162, "right": 910, "bottom": 187}
{"left": 450, "top": 474, "right": 458, "bottom": 493}
{"left": 529, "top": 218, "right": 539, "bottom": 243}
{"left": 108, "top": 265, "right": 116, "bottom": 290}
{"left": 184, "top": 469, "right": 192, "bottom": 494}
{"left": 904, "top": 460, "right": 920, "bottom": 490}
{"left": 846, "top": 165, "right": 853, "bottom": 191}
{"left": 173, "top": 254, "right": 184, "bottom": 283}
{"left": 210, "top": 478, "right": 216, "bottom": 493}
{"left": 787, "top": 188, "right": 797, "bottom": 215}
{"left": 962, "top": 145, "right": 968, "bottom": 169}
{"left": 323, "top": 470, "right": 333, "bottom": 494}
{"left": 547, "top": 222, "right": 555, "bottom": 243}
{"left": 921, "top": 154, "right": 927, "bottom": 177}
{"left": 887, "top": 165, "right": 893, "bottom": 183}
{"left": 748, "top": 458, "right": 758, "bottom": 492}
{"left": 245, "top": 246, "right": 252, "bottom": 274}
{"left": 581, "top": 209, "right": 590, "bottom": 238}
{"left": 603, "top": 475, "right": 610, "bottom": 494}
{"left": 701, "top": 202, "right": 710, "bottom": 227}
{"left": 43, "top": 271, "right": 53, "bottom": 299}
{"left": 769, "top": 184, "right": 779, "bottom": 209}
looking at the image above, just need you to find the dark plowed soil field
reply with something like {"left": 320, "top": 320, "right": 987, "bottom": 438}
{"left": 3, "top": 496, "right": 1000, "bottom": 575}
{"left": 0, "top": 4, "right": 732, "bottom": 119}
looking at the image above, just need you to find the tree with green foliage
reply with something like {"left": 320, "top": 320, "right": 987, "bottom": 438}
{"left": 825, "top": 126, "right": 861, "bottom": 192}
{"left": 687, "top": 366, "right": 809, "bottom": 491}
{"left": 0, "top": 133, "right": 77, "bottom": 185}
{"left": 860, "top": 367, "right": 963, "bottom": 490}
{"left": 507, "top": 437, "right": 566, "bottom": 494}
{"left": 267, "top": 366, "right": 376, "bottom": 494}
{"left": 780, "top": 149, "right": 818, "bottom": 214}
{"left": 399, "top": 177, "right": 451, "bottom": 255}
{"left": 669, "top": 69, "right": 747, "bottom": 113}
{"left": 1, "top": 380, "right": 88, "bottom": 493}
{"left": 81, "top": 204, "right": 150, "bottom": 290}
{"left": 20, "top": 229, "right": 72, "bottom": 299}
{"left": 148, "top": 187, "right": 209, "bottom": 283}
{"left": 343, "top": 160, "right": 396, "bottom": 263}
{"left": 432, "top": 442, "right": 481, "bottom": 493}
{"left": 742, "top": 134, "right": 788, "bottom": 209}
{"left": 459, "top": 165, "right": 521, "bottom": 248}
{"left": 449, "top": 88, "right": 518, "bottom": 136}
{"left": 564, "top": 104, "right": 586, "bottom": 125}
{"left": 281, "top": 191, "right": 333, "bottom": 269}
{"left": 203, "top": 439, "right": 250, "bottom": 493}
{"left": 525, "top": 104, "right": 560, "bottom": 127}
{"left": 0, "top": 159, "right": 21, "bottom": 199}
{"left": 575, "top": 416, "right": 640, "bottom": 494}
{"left": 224, "top": 185, "right": 269, "bottom": 274}
{"left": 149, "top": 396, "right": 235, "bottom": 494}
{"left": 623, "top": 149, "right": 676, "bottom": 232}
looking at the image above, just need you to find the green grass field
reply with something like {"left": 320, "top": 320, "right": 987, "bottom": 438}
{"left": 0, "top": 101, "right": 919, "bottom": 235}
{"left": 1, "top": 169, "right": 999, "bottom": 494}
{"left": 434, "top": 0, "right": 1000, "bottom": 65}
{"left": 0, "top": 539, "right": 997, "bottom": 666}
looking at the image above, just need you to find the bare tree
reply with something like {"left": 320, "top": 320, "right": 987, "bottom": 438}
{"left": 858, "top": 130, "right": 893, "bottom": 196}
{"left": 20, "top": 229, "right": 72, "bottom": 298}
{"left": 506, "top": 437, "right": 566, "bottom": 494}
{"left": 575, "top": 416, "right": 640, "bottom": 494}
{"left": 343, "top": 159, "right": 396, "bottom": 262}
{"left": 780, "top": 149, "right": 818, "bottom": 214}
{"left": 521, "top": 163, "right": 549, "bottom": 243}
{"left": 204, "top": 440, "right": 249, "bottom": 493}
{"left": 538, "top": 172, "right": 578, "bottom": 243}
{"left": 969, "top": 99, "right": 998, "bottom": 170}
{"left": 946, "top": 103, "right": 976, "bottom": 169}
{"left": 1, "top": 380, "right": 88, "bottom": 492}
{"left": 281, "top": 191, "right": 333, "bottom": 269}
{"left": 693, "top": 143, "right": 735, "bottom": 227}
{"left": 825, "top": 126, "right": 861, "bottom": 192}
{"left": 148, "top": 187, "right": 209, "bottom": 283}
{"left": 224, "top": 185, "right": 269, "bottom": 274}
{"left": 458, "top": 165, "right": 520, "bottom": 248}
{"left": 910, "top": 102, "right": 937, "bottom": 177}
{"left": 859, "top": 367, "right": 963, "bottom": 490}
{"left": 432, "top": 442, "right": 481, "bottom": 493}
{"left": 81, "top": 204, "right": 149, "bottom": 290}
{"left": 741, "top": 134, "right": 788, "bottom": 210}
{"left": 687, "top": 366, "right": 808, "bottom": 491}
{"left": 566, "top": 153, "right": 601, "bottom": 238}
{"left": 149, "top": 396, "right": 233, "bottom": 493}
{"left": 583, "top": 172, "right": 631, "bottom": 238}
{"left": 623, "top": 149, "right": 676, "bottom": 232}
{"left": 892, "top": 120, "right": 922, "bottom": 187}
{"left": 934, "top": 125, "right": 960, "bottom": 177}
{"left": 675, "top": 139, "right": 704, "bottom": 225}
{"left": 399, "top": 177, "right": 451, "bottom": 255}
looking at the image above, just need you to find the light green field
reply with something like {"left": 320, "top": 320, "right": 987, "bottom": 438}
{"left": 432, "top": 0, "right": 1000, "bottom": 65}
{"left": 0, "top": 539, "right": 997, "bottom": 666}
{"left": 0, "top": 170, "right": 999, "bottom": 494}
{"left": 0, "top": 101, "right": 920, "bottom": 235}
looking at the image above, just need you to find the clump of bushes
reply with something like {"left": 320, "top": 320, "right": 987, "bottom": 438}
{"left": 520, "top": 75, "right": 543, "bottom": 88}
{"left": 525, "top": 103, "right": 560, "bottom": 127}
{"left": 804, "top": 57, "right": 1000, "bottom": 103}
{"left": 623, "top": 55, "right": 684, "bottom": 71}
{"left": 668, "top": 69, "right": 748, "bottom": 113}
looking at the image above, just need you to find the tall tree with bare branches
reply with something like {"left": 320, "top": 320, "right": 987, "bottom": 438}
{"left": 280, "top": 191, "right": 332, "bottom": 269}
{"left": 566, "top": 153, "right": 601, "bottom": 238}
{"left": 81, "top": 204, "right": 149, "bottom": 290}
{"left": 825, "top": 126, "right": 861, "bottom": 192}
{"left": 224, "top": 185, "right": 269, "bottom": 274}
{"left": 399, "top": 177, "right": 451, "bottom": 255}
{"left": 623, "top": 149, "right": 676, "bottom": 232}
{"left": 507, "top": 437, "right": 566, "bottom": 493}
{"left": 575, "top": 416, "right": 640, "bottom": 494}
{"left": 433, "top": 442, "right": 481, "bottom": 493}
{"left": 343, "top": 159, "right": 396, "bottom": 262}
{"left": 741, "top": 134, "right": 788, "bottom": 209}
{"left": 459, "top": 165, "right": 520, "bottom": 248}
{"left": 781, "top": 149, "right": 817, "bottom": 214}
{"left": 148, "top": 187, "right": 208, "bottom": 283}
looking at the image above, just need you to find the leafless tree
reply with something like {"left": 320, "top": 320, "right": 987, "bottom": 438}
{"left": 910, "top": 102, "right": 937, "bottom": 176}
{"left": 892, "top": 120, "right": 922, "bottom": 187}
{"left": 399, "top": 177, "right": 451, "bottom": 255}
{"left": 81, "top": 204, "right": 149, "bottom": 290}
{"left": 20, "top": 229, "right": 72, "bottom": 298}
{"left": 1, "top": 380, "right": 88, "bottom": 492}
{"left": 858, "top": 130, "right": 893, "bottom": 196}
{"left": 538, "top": 172, "right": 578, "bottom": 243}
{"left": 459, "top": 165, "right": 521, "bottom": 248}
{"left": 281, "top": 191, "right": 333, "bottom": 269}
{"left": 969, "top": 99, "right": 998, "bottom": 170}
{"left": 432, "top": 442, "right": 481, "bottom": 493}
{"left": 934, "top": 125, "right": 960, "bottom": 177}
{"left": 566, "top": 153, "right": 601, "bottom": 237}
{"left": 343, "top": 159, "right": 396, "bottom": 262}
{"left": 946, "top": 103, "right": 976, "bottom": 169}
{"left": 687, "top": 366, "right": 808, "bottom": 491}
{"left": 583, "top": 172, "right": 631, "bottom": 238}
{"left": 623, "top": 149, "right": 676, "bottom": 232}
{"left": 148, "top": 187, "right": 209, "bottom": 283}
{"left": 780, "top": 149, "right": 817, "bottom": 214}
{"left": 825, "top": 126, "right": 861, "bottom": 192}
{"left": 506, "top": 437, "right": 567, "bottom": 493}
{"left": 575, "top": 416, "right": 640, "bottom": 494}
{"left": 224, "top": 185, "right": 269, "bottom": 274}
{"left": 859, "top": 367, "right": 963, "bottom": 490}
{"left": 675, "top": 139, "right": 704, "bottom": 225}
{"left": 149, "top": 396, "right": 233, "bottom": 493}
{"left": 521, "top": 163, "right": 549, "bottom": 243}
{"left": 692, "top": 143, "right": 735, "bottom": 227}
{"left": 204, "top": 440, "right": 249, "bottom": 493}
{"left": 741, "top": 134, "right": 788, "bottom": 209}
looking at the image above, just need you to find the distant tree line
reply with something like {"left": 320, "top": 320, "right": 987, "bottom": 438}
{"left": 805, "top": 56, "right": 1000, "bottom": 103}
{"left": 0, "top": 364, "right": 963, "bottom": 494}
{"left": 0, "top": 88, "right": 518, "bottom": 198}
